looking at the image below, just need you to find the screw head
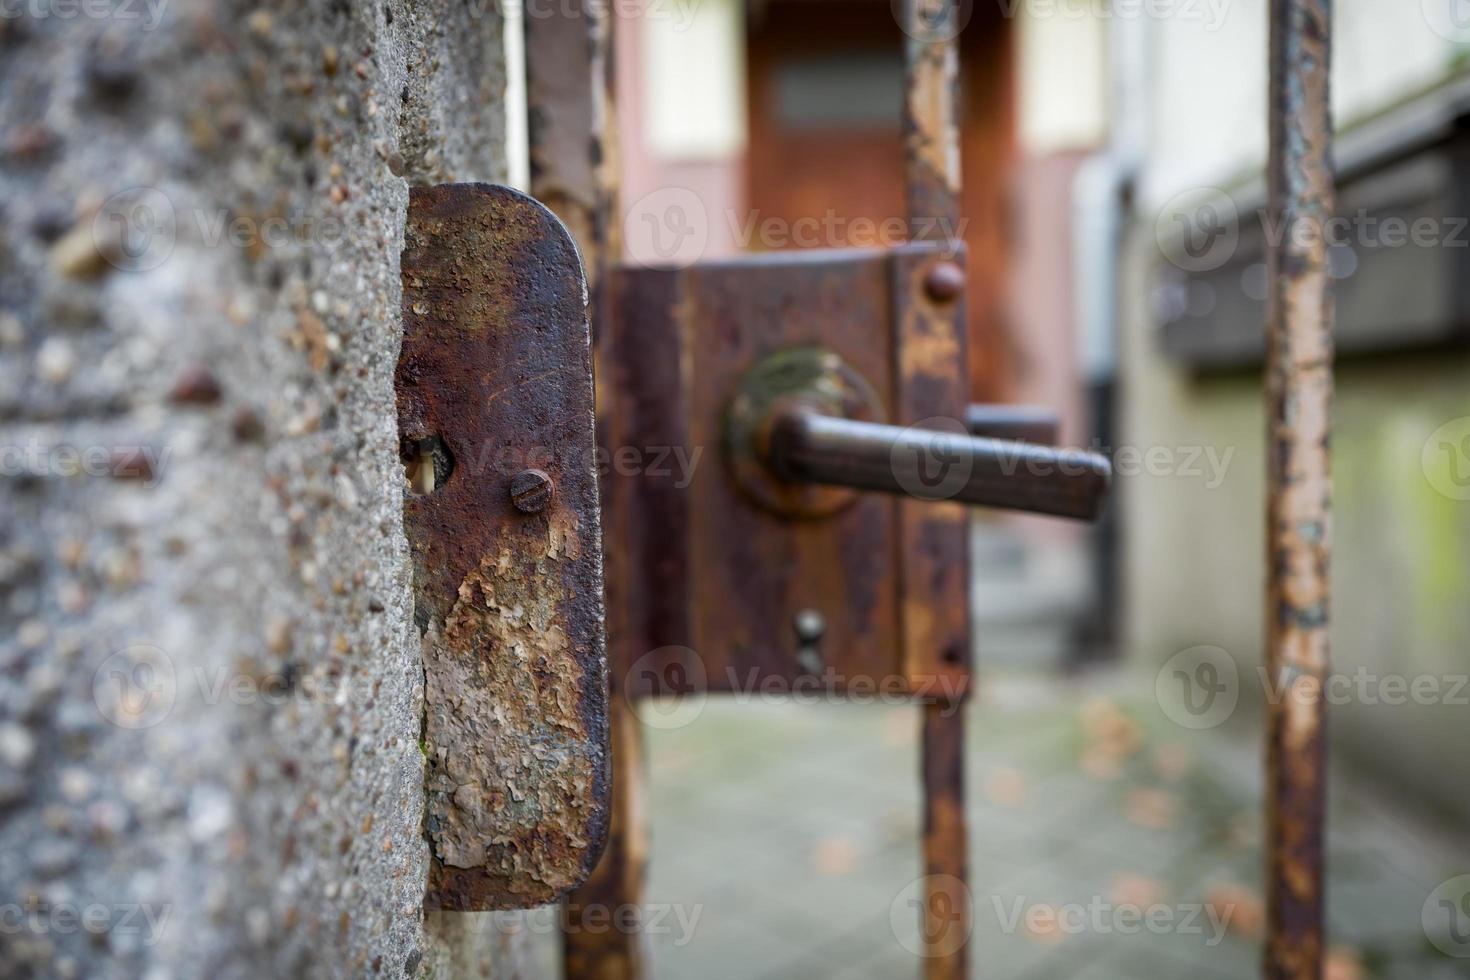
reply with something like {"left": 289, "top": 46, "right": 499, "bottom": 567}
{"left": 793, "top": 608, "right": 827, "bottom": 644}
{"left": 923, "top": 261, "right": 965, "bottom": 303}
{"left": 509, "top": 469, "right": 553, "bottom": 514}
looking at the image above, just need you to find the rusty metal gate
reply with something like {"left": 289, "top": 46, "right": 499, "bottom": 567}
{"left": 396, "top": 0, "right": 1336, "bottom": 976}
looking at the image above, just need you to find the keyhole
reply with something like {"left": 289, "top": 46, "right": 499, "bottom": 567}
{"left": 793, "top": 609, "right": 826, "bottom": 675}
{"left": 401, "top": 434, "right": 454, "bottom": 495}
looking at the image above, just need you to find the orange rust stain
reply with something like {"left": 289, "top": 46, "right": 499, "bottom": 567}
{"left": 423, "top": 517, "right": 595, "bottom": 901}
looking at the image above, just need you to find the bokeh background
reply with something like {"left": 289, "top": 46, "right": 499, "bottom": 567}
{"left": 503, "top": 0, "right": 1470, "bottom": 975}
{"left": 4, "top": 0, "right": 1469, "bottom": 976}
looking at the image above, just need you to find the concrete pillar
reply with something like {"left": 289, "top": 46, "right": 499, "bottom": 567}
{"left": 0, "top": 1, "right": 520, "bottom": 974}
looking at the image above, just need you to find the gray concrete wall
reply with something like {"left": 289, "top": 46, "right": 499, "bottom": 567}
{"left": 0, "top": 1, "right": 525, "bottom": 975}
{"left": 1118, "top": 218, "right": 1470, "bottom": 827}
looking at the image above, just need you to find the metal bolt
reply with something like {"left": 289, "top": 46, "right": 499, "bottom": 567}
{"left": 793, "top": 608, "right": 826, "bottom": 675}
{"left": 509, "top": 469, "right": 553, "bottom": 513}
{"left": 923, "top": 261, "right": 965, "bottom": 303}
{"left": 793, "top": 609, "right": 826, "bottom": 643}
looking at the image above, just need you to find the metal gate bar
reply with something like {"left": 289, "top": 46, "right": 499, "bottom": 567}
{"left": 1264, "top": 0, "right": 1334, "bottom": 977}
{"left": 529, "top": 0, "right": 983, "bottom": 976}
{"left": 523, "top": 4, "right": 648, "bottom": 977}
{"left": 901, "top": 2, "right": 973, "bottom": 977}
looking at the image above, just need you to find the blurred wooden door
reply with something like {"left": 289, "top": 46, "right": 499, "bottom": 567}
{"left": 745, "top": 0, "right": 1017, "bottom": 400}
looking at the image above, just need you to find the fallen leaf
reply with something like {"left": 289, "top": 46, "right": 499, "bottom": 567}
{"left": 1080, "top": 745, "right": 1122, "bottom": 781}
{"left": 1079, "top": 697, "right": 1142, "bottom": 760}
{"left": 1124, "top": 788, "right": 1178, "bottom": 830}
{"left": 984, "top": 768, "right": 1029, "bottom": 808}
{"left": 1205, "top": 883, "right": 1264, "bottom": 939}
{"left": 1021, "top": 903, "right": 1067, "bottom": 945}
{"left": 1152, "top": 743, "right": 1193, "bottom": 781}
{"left": 811, "top": 835, "right": 858, "bottom": 876}
{"left": 1325, "top": 946, "right": 1363, "bottom": 980}
{"left": 1109, "top": 873, "right": 1165, "bottom": 909}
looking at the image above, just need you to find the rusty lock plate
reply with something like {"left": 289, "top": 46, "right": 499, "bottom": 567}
{"left": 603, "top": 243, "right": 971, "bottom": 703}
{"left": 395, "top": 183, "right": 608, "bottom": 910}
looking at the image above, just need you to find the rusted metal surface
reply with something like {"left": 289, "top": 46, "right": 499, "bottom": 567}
{"left": 920, "top": 706, "right": 968, "bottom": 973}
{"left": 599, "top": 246, "right": 1108, "bottom": 690}
{"left": 396, "top": 183, "right": 609, "bottom": 910}
{"left": 602, "top": 267, "right": 693, "bottom": 688}
{"left": 525, "top": 0, "right": 621, "bottom": 306}
{"left": 525, "top": 1, "right": 646, "bottom": 974}
{"left": 889, "top": 249, "right": 970, "bottom": 699}
{"left": 923, "top": 260, "right": 967, "bottom": 302}
{"left": 902, "top": 0, "right": 962, "bottom": 238}
{"left": 603, "top": 239, "right": 1115, "bottom": 678}
{"left": 510, "top": 468, "right": 555, "bottom": 515}
{"left": 902, "top": 8, "right": 970, "bottom": 977}
{"left": 525, "top": 2, "right": 596, "bottom": 272}
{"left": 561, "top": 699, "right": 649, "bottom": 979}
{"left": 610, "top": 248, "right": 924, "bottom": 697}
{"left": 599, "top": 245, "right": 1017, "bottom": 980}
{"left": 720, "top": 347, "right": 1107, "bottom": 521}
{"left": 1264, "top": 0, "right": 1334, "bottom": 976}
{"left": 895, "top": 249, "right": 973, "bottom": 980}
{"left": 591, "top": 275, "right": 1097, "bottom": 980}
{"left": 725, "top": 347, "right": 886, "bottom": 519}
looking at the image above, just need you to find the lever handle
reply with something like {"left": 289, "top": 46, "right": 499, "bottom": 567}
{"left": 767, "top": 408, "right": 1111, "bottom": 521}
{"left": 964, "top": 404, "right": 1059, "bottom": 445}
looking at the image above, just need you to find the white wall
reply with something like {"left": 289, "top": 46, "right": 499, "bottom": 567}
{"left": 1018, "top": 0, "right": 1110, "bottom": 155}
{"left": 1142, "top": 0, "right": 1458, "bottom": 205}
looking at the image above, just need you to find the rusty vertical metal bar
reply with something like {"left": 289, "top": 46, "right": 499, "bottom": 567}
{"left": 563, "top": 698, "right": 648, "bottom": 979}
{"left": 1264, "top": 0, "right": 1333, "bottom": 977}
{"left": 524, "top": 0, "right": 620, "bottom": 282}
{"left": 902, "top": 0, "right": 962, "bottom": 239}
{"left": 525, "top": 2, "right": 644, "bottom": 978}
{"left": 901, "top": 2, "right": 971, "bottom": 977}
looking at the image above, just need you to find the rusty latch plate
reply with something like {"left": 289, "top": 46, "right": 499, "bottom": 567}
{"left": 395, "top": 183, "right": 608, "bottom": 910}
{"left": 604, "top": 244, "right": 969, "bottom": 703}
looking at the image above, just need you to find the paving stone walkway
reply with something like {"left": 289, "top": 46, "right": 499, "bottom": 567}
{"left": 629, "top": 669, "right": 1466, "bottom": 979}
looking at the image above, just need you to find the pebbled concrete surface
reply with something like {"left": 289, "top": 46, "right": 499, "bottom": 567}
{"left": 0, "top": 1, "right": 512, "bottom": 976}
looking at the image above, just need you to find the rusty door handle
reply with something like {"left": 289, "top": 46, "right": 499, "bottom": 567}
{"left": 725, "top": 349, "right": 1110, "bottom": 522}
{"left": 767, "top": 407, "right": 1111, "bottom": 521}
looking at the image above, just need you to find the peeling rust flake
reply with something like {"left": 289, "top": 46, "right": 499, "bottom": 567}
{"left": 396, "top": 183, "right": 609, "bottom": 911}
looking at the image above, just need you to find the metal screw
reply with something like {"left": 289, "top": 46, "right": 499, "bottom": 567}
{"left": 509, "top": 469, "right": 553, "bottom": 513}
{"left": 923, "top": 261, "right": 965, "bottom": 303}
{"left": 793, "top": 609, "right": 826, "bottom": 674}
{"left": 794, "top": 609, "right": 826, "bottom": 643}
